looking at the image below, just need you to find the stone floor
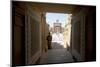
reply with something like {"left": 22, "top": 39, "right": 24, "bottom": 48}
{"left": 40, "top": 42, "right": 82, "bottom": 64}
{"left": 40, "top": 48, "right": 74, "bottom": 64}
{"left": 52, "top": 42, "right": 64, "bottom": 49}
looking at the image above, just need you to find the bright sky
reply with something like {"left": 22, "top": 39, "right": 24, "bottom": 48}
{"left": 46, "top": 12, "right": 69, "bottom": 27}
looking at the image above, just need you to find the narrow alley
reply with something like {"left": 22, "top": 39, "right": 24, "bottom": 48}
{"left": 12, "top": 1, "right": 96, "bottom": 66}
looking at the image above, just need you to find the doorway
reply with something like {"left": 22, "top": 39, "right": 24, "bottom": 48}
{"left": 46, "top": 12, "right": 72, "bottom": 50}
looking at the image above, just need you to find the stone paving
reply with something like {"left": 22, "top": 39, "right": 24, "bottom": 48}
{"left": 40, "top": 48, "right": 74, "bottom": 64}
{"left": 40, "top": 42, "right": 82, "bottom": 64}
{"left": 51, "top": 42, "right": 64, "bottom": 49}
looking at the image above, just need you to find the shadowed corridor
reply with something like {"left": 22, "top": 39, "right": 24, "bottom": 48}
{"left": 39, "top": 42, "right": 82, "bottom": 64}
{"left": 12, "top": 2, "right": 96, "bottom": 66}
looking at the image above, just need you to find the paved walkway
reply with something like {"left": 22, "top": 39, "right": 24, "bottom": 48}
{"left": 40, "top": 48, "right": 74, "bottom": 64}
{"left": 51, "top": 42, "right": 64, "bottom": 49}
{"left": 39, "top": 41, "right": 82, "bottom": 64}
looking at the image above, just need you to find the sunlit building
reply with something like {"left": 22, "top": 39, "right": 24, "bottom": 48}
{"left": 50, "top": 20, "right": 64, "bottom": 33}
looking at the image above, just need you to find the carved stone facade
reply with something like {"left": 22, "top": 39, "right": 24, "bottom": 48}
{"left": 50, "top": 20, "right": 64, "bottom": 33}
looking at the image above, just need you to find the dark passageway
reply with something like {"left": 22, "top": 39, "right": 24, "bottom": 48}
{"left": 12, "top": 1, "right": 96, "bottom": 66}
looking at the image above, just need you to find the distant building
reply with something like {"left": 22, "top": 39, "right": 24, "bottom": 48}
{"left": 62, "top": 14, "right": 72, "bottom": 48}
{"left": 50, "top": 20, "right": 64, "bottom": 33}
